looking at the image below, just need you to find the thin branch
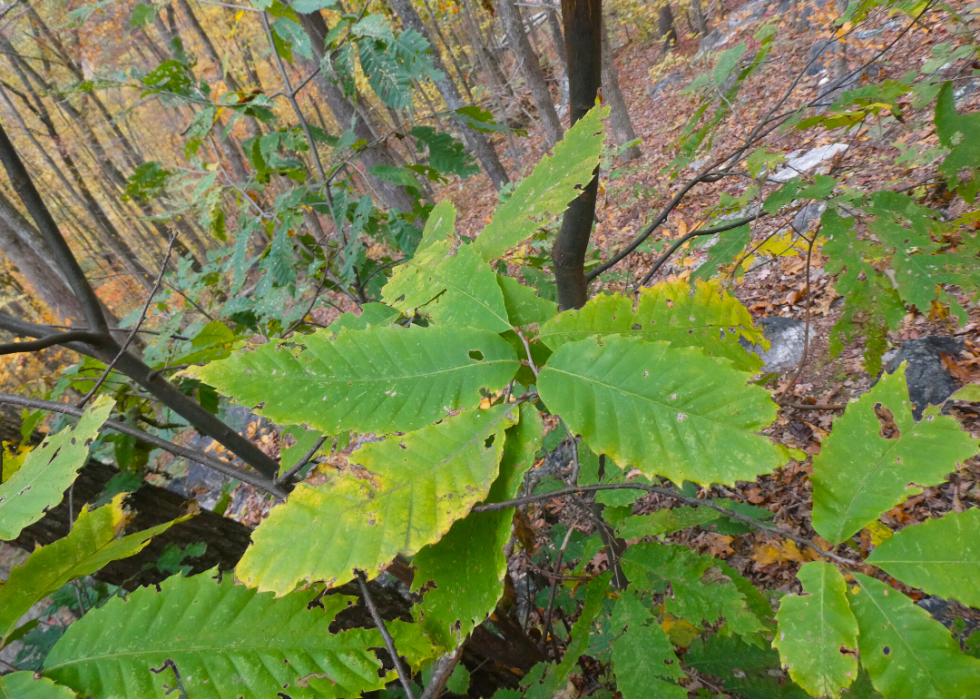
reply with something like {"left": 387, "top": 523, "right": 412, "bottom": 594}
{"left": 540, "top": 525, "right": 574, "bottom": 658}
{"left": 0, "top": 330, "right": 104, "bottom": 356}
{"left": 634, "top": 213, "right": 765, "bottom": 289}
{"left": 356, "top": 571, "right": 417, "bottom": 699}
{"left": 0, "top": 392, "right": 287, "bottom": 500}
{"left": 515, "top": 328, "right": 539, "bottom": 379}
{"left": 419, "top": 648, "right": 464, "bottom": 699}
{"left": 78, "top": 232, "right": 179, "bottom": 408}
{"left": 472, "top": 482, "right": 855, "bottom": 566}
{"left": 275, "top": 435, "right": 328, "bottom": 486}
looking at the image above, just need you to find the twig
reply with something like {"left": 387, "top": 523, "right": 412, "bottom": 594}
{"left": 472, "top": 482, "right": 856, "bottom": 566}
{"left": 356, "top": 571, "right": 417, "bottom": 699}
{"left": 540, "top": 525, "right": 575, "bottom": 658}
{"left": 78, "top": 232, "right": 179, "bottom": 408}
{"left": 275, "top": 435, "right": 329, "bottom": 486}
{"left": 780, "top": 401, "right": 848, "bottom": 410}
{"left": 146, "top": 364, "right": 191, "bottom": 382}
{"left": 419, "top": 647, "right": 464, "bottom": 699}
{"left": 634, "top": 213, "right": 765, "bottom": 289}
{"left": 515, "top": 328, "right": 539, "bottom": 379}
{"left": 0, "top": 392, "right": 286, "bottom": 500}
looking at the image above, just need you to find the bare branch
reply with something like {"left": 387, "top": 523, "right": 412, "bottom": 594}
{"left": 0, "top": 392, "right": 287, "bottom": 500}
{"left": 275, "top": 435, "right": 328, "bottom": 486}
{"left": 356, "top": 571, "right": 417, "bottom": 699}
{"left": 0, "top": 329, "right": 103, "bottom": 356}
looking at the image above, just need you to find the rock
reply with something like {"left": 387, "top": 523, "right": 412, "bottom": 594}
{"left": 792, "top": 201, "right": 827, "bottom": 234}
{"left": 885, "top": 336, "right": 964, "bottom": 420}
{"left": 727, "top": 0, "right": 769, "bottom": 28}
{"left": 955, "top": 80, "right": 980, "bottom": 104}
{"left": 696, "top": 28, "right": 731, "bottom": 56}
{"left": 806, "top": 40, "right": 834, "bottom": 76}
{"left": 740, "top": 317, "right": 813, "bottom": 373}
{"left": 770, "top": 144, "right": 849, "bottom": 182}
{"left": 649, "top": 71, "right": 684, "bottom": 102}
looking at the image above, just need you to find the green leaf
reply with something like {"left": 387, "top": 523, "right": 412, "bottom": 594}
{"left": 474, "top": 105, "right": 608, "bottom": 261}
{"left": 537, "top": 335, "right": 781, "bottom": 486}
{"left": 686, "top": 634, "right": 810, "bottom": 699}
{"left": 369, "top": 164, "right": 419, "bottom": 186}
{"left": 866, "top": 509, "right": 980, "bottom": 608}
{"left": 773, "top": 562, "right": 859, "bottom": 697}
{"left": 950, "top": 383, "right": 980, "bottom": 402}
{"left": 44, "top": 573, "right": 397, "bottom": 699}
{"left": 621, "top": 542, "right": 765, "bottom": 638}
{"left": 186, "top": 325, "right": 519, "bottom": 434}
{"left": 412, "top": 407, "right": 542, "bottom": 650}
{"left": 610, "top": 592, "right": 686, "bottom": 699}
{"left": 810, "top": 367, "right": 978, "bottom": 544}
{"left": 713, "top": 42, "right": 747, "bottom": 87}
{"left": 555, "top": 572, "right": 612, "bottom": 685}
{"left": 326, "top": 302, "right": 400, "bottom": 333}
{"left": 616, "top": 506, "right": 720, "bottom": 540}
{"left": 0, "top": 673, "right": 74, "bottom": 699}
{"left": 497, "top": 275, "right": 557, "bottom": 327}
{"left": 278, "top": 425, "right": 325, "bottom": 479}
{"left": 382, "top": 201, "right": 512, "bottom": 332}
{"left": 849, "top": 573, "right": 980, "bottom": 699}
{"left": 358, "top": 38, "right": 413, "bottom": 108}
{"left": 0, "top": 494, "right": 186, "bottom": 645}
{"left": 0, "top": 395, "right": 113, "bottom": 540}
{"left": 236, "top": 404, "right": 518, "bottom": 596}
{"left": 411, "top": 126, "right": 479, "bottom": 178}
{"left": 539, "top": 279, "right": 765, "bottom": 371}
{"left": 690, "top": 223, "right": 752, "bottom": 281}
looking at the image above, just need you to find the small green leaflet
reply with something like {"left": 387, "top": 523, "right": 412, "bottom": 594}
{"left": 44, "top": 573, "right": 395, "bottom": 699}
{"left": 538, "top": 335, "right": 781, "bottom": 486}
{"left": 620, "top": 542, "right": 765, "bottom": 638}
{"left": 691, "top": 223, "right": 752, "bottom": 282}
{"left": 0, "top": 395, "right": 113, "bottom": 540}
{"left": 616, "top": 506, "right": 720, "bottom": 540}
{"left": 555, "top": 571, "right": 612, "bottom": 685}
{"left": 773, "top": 562, "right": 859, "bottom": 697}
{"left": 236, "top": 405, "right": 517, "bottom": 596}
{"left": 474, "top": 105, "right": 608, "bottom": 261}
{"left": 850, "top": 574, "right": 980, "bottom": 699}
{"left": 610, "top": 592, "right": 686, "bottom": 699}
{"left": 186, "top": 325, "right": 519, "bottom": 435}
{"left": 0, "top": 673, "right": 74, "bottom": 699}
{"left": 539, "top": 279, "right": 765, "bottom": 371}
{"left": 686, "top": 634, "right": 810, "bottom": 699}
{"left": 278, "top": 426, "right": 325, "bottom": 479}
{"left": 0, "top": 494, "right": 186, "bottom": 645}
{"left": 412, "top": 407, "right": 542, "bottom": 650}
{"left": 867, "top": 509, "right": 980, "bottom": 608}
{"left": 810, "top": 367, "right": 978, "bottom": 544}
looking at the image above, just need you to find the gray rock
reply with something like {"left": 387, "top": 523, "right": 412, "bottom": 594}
{"left": 696, "top": 28, "right": 731, "bottom": 56}
{"left": 955, "top": 80, "right": 980, "bottom": 104}
{"left": 727, "top": 0, "right": 769, "bottom": 27}
{"left": 649, "top": 71, "right": 684, "bottom": 101}
{"left": 740, "top": 317, "right": 813, "bottom": 373}
{"left": 792, "top": 201, "right": 827, "bottom": 234}
{"left": 806, "top": 40, "right": 834, "bottom": 76}
{"left": 885, "top": 336, "right": 964, "bottom": 420}
{"left": 770, "top": 144, "right": 849, "bottom": 182}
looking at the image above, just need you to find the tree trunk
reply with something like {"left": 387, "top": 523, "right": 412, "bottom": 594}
{"left": 0, "top": 191, "right": 85, "bottom": 326}
{"left": 600, "top": 19, "right": 640, "bottom": 161}
{"left": 496, "top": 0, "right": 564, "bottom": 146}
{"left": 418, "top": 0, "right": 477, "bottom": 104}
{"left": 691, "top": 0, "right": 709, "bottom": 35}
{"left": 299, "top": 10, "right": 420, "bottom": 215}
{"left": 658, "top": 3, "right": 678, "bottom": 49}
{"left": 388, "top": 0, "right": 510, "bottom": 190}
{"left": 552, "top": 0, "right": 601, "bottom": 310}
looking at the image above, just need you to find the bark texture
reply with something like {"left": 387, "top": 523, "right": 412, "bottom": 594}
{"left": 600, "top": 20, "right": 641, "bottom": 161}
{"left": 496, "top": 0, "right": 565, "bottom": 145}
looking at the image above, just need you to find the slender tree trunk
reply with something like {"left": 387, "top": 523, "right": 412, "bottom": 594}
{"left": 600, "top": 19, "right": 640, "bottom": 161}
{"left": 299, "top": 10, "right": 420, "bottom": 215}
{"left": 389, "top": 0, "right": 510, "bottom": 190}
{"left": 0, "top": 51, "right": 156, "bottom": 289}
{"left": 552, "top": 0, "right": 601, "bottom": 310}
{"left": 658, "top": 3, "right": 678, "bottom": 48}
{"left": 0, "top": 190, "right": 85, "bottom": 325}
{"left": 175, "top": 0, "right": 262, "bottom": 140}
{"left": 496, "top": 0, "right": 564, "bottom": 145}
{"left": 462, "top": 1, "right": 513, "bottom": 100}
{"left": 545, "top": 0, "right": 569, "bottom": 113}
{"left": 691, "top": 0, "right": 709, "bottom": 35}
{"left": 418, "top": 0, "right": 476, "bottom": 104}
